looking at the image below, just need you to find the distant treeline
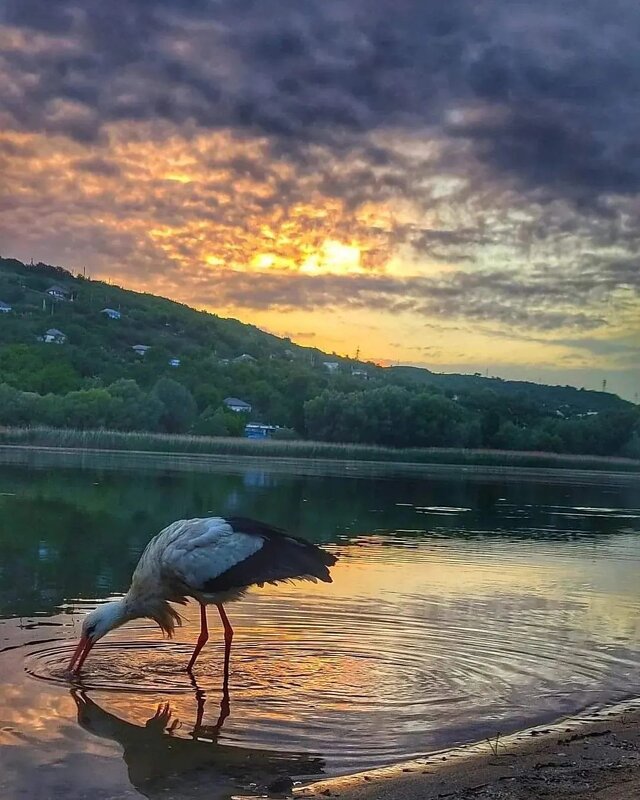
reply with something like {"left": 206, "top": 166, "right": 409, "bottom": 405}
{"left": 305, "top": 386, "right": 639, "bottom": 457}
{"left": 0, "top": 377, "right": 638, "bottom": 458}
{"left": 0, "top": 256, "right": 638, "bottom": 458}
{"left": 0, "top": 378, "right": 247, "bottom": 438}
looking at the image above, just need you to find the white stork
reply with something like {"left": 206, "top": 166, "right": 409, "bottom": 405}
{"left": 68, "top": 517, "right": 337, "bottom": 675}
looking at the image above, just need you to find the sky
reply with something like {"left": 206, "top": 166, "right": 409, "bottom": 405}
{"left": 0, "top": 1, "right": 638, "bottom": 401}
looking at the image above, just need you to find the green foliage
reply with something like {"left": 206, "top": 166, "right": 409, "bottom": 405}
{"left": 271, "top": 427, "right": 298, "bottom": 440}
{"left": 0, "top": 345, "right": 81, "bottom": 393}
{"left": 54, "top": 388, "right": 115, "bottom": 429}
{"left": 193, "top": 406, "right": 245, "bottom": 437}
{"left": 0, "top": 383, "right": 37, "bottom": 425}
{"left": 107, "top": 379, "right": 164, "bottom": 431}
{"left": 151, "top": 378, "right": 197, "bottom": 433}
{"left": 305, "top": 387, "right": 484, "bottom": 448}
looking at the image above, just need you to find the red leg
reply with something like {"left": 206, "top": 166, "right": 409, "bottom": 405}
{"left": 186, "top": 603, "right": 209, "bottom": 672}
{"left": 216, "top": 603, "right": 234, "bottom": 686}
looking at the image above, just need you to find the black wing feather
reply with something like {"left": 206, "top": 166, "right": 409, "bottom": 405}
{"left": 200, "top": 517, "right": 337, "bottom": 594}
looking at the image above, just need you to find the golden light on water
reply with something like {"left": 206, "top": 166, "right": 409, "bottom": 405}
{"left": 1, "top": 524, "right": 639, "bottom": 800}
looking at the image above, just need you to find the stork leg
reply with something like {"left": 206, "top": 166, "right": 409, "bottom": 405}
{"left": 216, "top": 603, "right": 234, "bottom": 685}
{"left": 186, "top": 602, "right": 209, "bottom": 672}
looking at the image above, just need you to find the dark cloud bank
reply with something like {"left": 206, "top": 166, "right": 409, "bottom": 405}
{"left": 4, "top": 0, "right": 640, "bottom": 201}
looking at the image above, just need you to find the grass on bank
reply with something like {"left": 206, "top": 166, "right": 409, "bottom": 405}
{"left": 1, "top": 426, "right": 639, "bottom": 472}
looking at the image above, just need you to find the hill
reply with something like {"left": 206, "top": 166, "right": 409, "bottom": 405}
{"left": 388, "top": 366, "right": 626, "bottom": 416}
{"left": 0, "top": 256, "right": 637, "bottom": 457}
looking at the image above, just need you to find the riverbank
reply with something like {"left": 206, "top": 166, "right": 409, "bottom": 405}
{"left": 1, "top": 427, "right": 639, "bottom": 472}
{"left": 296, "top": 700, "right": 640, "bottom": 800}
{"left": 1, "top": 443, "right": 640, "bottom": 484}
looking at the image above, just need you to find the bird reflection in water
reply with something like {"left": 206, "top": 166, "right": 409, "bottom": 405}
{"left": 72, "top": 680, "right": 325, "bottom": 799}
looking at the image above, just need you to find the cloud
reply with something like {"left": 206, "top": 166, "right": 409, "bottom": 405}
{"left": 3, "top": 0, "right": 640, "bottom": 201}
{"left": 1, "top": 117, "right": 638, "bottom": 342}
{"left": 164, "top": 266, "right": 612, "bottom": 335}
{"left": 73, "top": 156, "right": 122, "bottom": 176}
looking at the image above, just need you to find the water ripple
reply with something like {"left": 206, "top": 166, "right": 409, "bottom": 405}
{"left": 19, "top": 584, "right": 640, "bottom": 769}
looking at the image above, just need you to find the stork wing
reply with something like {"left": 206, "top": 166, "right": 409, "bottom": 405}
{"left": 197, "top": 517, "right": 337, "bottom": 593}
{"left": 145, "top": 517, "right": 336, "bottom": 597}
{"left": 154, "top": 517, "right": 265, "bottom": 594}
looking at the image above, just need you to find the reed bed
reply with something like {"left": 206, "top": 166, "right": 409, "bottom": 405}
{"left": 0, "top": 426, "right": 639, "bottom": 472}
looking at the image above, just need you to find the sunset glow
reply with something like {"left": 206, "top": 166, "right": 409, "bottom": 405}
{"left": 0, "top": 1, "right": 638, "bottom": 397}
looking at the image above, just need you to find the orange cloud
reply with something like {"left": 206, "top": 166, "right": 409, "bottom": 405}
{"left": 1, "top": 120, "right": 638, "bottom": 397}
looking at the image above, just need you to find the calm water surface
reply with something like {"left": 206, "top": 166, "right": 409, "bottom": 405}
{"left": 0, "top": 453, "right": 639, "bottom": 799}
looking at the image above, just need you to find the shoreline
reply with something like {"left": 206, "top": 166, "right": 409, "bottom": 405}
{"left": 295, "top": 698, "right": 640, "bottom": 800}
{"left": 1, "top": 443, "right": 640, "bottom": 482}
{"left": 1, "top": 427, "right": 639, "bottom": 474}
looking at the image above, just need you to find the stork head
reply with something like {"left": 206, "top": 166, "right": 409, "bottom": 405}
{"left": 68, "top": 600, "right": 129, "bottom": 674}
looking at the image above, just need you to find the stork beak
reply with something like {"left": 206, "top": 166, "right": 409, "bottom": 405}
{"left": 68, "top": 636, "right": 94, "bottom": 674}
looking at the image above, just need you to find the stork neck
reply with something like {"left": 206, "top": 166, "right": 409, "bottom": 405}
{"left": 121, "top": 590, "right": 150, "bottom": 619}
{"left": 95, "top": 597, "right": 131, "bottom": 634}
{"left": 122, "top": 591, "right": 181, "bottom": 637}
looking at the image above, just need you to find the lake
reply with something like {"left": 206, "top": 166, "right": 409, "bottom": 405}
{"left": 0, "top": 451, "right": 639, "bottom": 800}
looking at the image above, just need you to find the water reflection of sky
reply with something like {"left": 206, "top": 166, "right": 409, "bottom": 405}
{"left": 0, "top": 458, "right": 639, "bottom": 798}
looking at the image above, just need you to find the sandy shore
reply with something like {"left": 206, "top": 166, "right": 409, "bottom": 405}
{"left": 296, "top": 700, "right": 640, "bottom": 800}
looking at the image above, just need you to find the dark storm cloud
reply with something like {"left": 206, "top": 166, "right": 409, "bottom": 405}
{"left": 186, "top": 266, "right": 612, "bottom": 332}
{"left": 4, "top": 0, "right": 640, "bottom": 200}
{"left": 553, "top": 337, "right": 639, "bottom": 359}
{"left": 73, "top": 156, "right": 121, "bottom": 176}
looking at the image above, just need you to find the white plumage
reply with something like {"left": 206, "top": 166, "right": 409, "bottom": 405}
{"left": 133, "top": 518, "right": 265, "bottom": 600}
{"left": 68, "top": 516, "right": 337, "bottom": 676}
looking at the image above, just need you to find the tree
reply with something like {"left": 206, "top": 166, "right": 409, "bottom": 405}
{"left": 0, "top": 383, "right": 35, "bottom": 425}
{"left": 193, "top": 406, "right": 246, "bottom": 437}
{"left": 107, "top": 379, "right": 163, "bottom": 431}
{"left": 151, "top": 378, "right": 197, "bottom": 433}
{"left": 0, "top": 345, "right": 80, "bottom": 393}
{"left": 192, "top": 385, "right": 223, "bottom": 413}
{"left": 59, "top": 388, "right": 116, "bottom": 429}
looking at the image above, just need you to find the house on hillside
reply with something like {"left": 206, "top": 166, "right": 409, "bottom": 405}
{"left": 351, "top": 368, "right": 369, "bottom": 379}
{"left": 0, "top": 301, "right": 11, "bottom": 313}
{"left": 101, "top": 308, "right": 121, "bottom": 320}
{"left": 233, "top": 353, "right": 257, "bottom": 364}
{"left": 224, "top": 397, "right": 252, "bottom": 413}
{"left": 46, "top": 285, "right": 69, "bottom": 301}
{"left": 323, "top": 361, "right": 339, "bottom": 373}
{"left": 168, "top": 358, "right": 181, "bottom": 367}
{"left": 43, "top": 328, "right": 66, "bottom": 344}
{"left": 132, "top": 344, "right": 150, "bottom": 356}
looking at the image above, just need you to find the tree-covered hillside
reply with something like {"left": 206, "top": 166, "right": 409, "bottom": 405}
{"left": 0, "top": 256, "right": 637, "bottom": 457}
